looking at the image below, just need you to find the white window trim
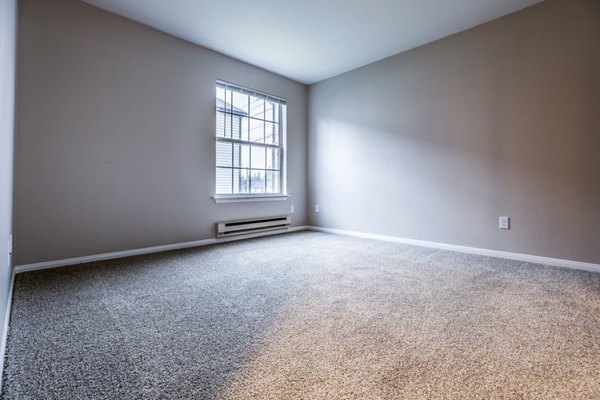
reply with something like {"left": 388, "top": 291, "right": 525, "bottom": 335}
{"left": 212, "top": 194, "right": 291, "bottom": 204}
{"left": 215, "top": 80, "right": 287, "bottom": 199}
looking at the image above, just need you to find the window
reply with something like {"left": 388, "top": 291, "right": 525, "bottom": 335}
{"left": 215, "top": 81, "right": 286, "bottom": 198}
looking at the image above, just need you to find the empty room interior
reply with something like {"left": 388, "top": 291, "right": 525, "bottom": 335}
{"left": 1, "top": 0, "right": 599, "bottom": 398}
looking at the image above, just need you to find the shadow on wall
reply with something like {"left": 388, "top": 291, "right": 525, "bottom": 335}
{"left": 308, "top": 0, "right": 600, "bottom": 263}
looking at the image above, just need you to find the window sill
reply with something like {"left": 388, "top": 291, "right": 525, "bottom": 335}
{"left": 213, "top": 194, "right": 290, "bottom": 204}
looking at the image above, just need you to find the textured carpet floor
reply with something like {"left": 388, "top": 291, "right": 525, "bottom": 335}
{"left": 2, "top": 231, "right": 600, "bottom": 399}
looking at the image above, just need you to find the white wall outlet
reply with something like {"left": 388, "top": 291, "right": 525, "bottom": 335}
{"left": 499, "top": 216, "right": 510, "bottom": 230}
{"left": 290, "top": 205, "right": 295, "bottom": 214}
{"left": 315, "top": 204, "right": 320, "bottom": 213}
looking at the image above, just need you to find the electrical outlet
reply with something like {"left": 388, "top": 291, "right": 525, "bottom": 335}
{"left": 315, "top": 204, "right": 320, "bottom": 213}
{"left": 499, "top": 216, "right": 510, "bottom": 230}
{"left": 290, "top": 205, "right": 295, "bottom": 214}
{"left": 7, "top": 234, "right": 12, "bottom": 266}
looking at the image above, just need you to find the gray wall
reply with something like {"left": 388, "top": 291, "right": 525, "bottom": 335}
{"left": 308, "top": 0, "right": 600, "bottom": 264}
{"left": 14, "top": 0, "right": 600, "bottom": 266}
{"left": 15, "top": 0, "right": 308, "bottom": 265}
{"left": 0, "top": 0, "right": 17, "bottom": 378}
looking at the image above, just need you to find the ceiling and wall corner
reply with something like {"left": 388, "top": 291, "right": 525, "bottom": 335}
{"left": 81, "top": 0, "right": 544, "bottom": 84}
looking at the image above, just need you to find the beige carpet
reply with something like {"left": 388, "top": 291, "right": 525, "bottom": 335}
{"left": 3, "top": 231, "right": 600, "bottom": 399}
{"left": 220, "top": 235, "right": 600, "bottom": 399}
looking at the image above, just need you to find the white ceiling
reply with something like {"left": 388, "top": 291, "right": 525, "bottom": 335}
{"left": 82, "top": 0, "right": 544, "bottom": 84}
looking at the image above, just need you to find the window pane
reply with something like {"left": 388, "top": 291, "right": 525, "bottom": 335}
{"left": 233, "top": 143, "right": 250, "bottom": 168}
{"left": 249, "top": 119, "right": 264, "bottom": 143}
{"left": 264, "top": 100, "right": 276, "bottom": 122}
{"left": 216, "top": 141, "right": 232, "bottom": 167}
{"left": 233, "top": 168, "right": 249, "bottom": 194}
{"left": 217, "top": 111, "right": 233, "bottom": 138}
{"left": 231, "top": 114, "right": 242, "bottom": 140}
{"left": 266, "top": 147, "right": 279, "bottom": 170}
{"left": 250, "top": 170, "right": 266, "bottom": 193}
{"left": 216, "top": 167, "right": 232, "bottom": 194}
{"left": 251, "top": 146, "right": 266, "bottom": 169}
{"left": 272, "top": 102, "right": 279, "bottom": 123}
{"left": 216, "top": 86, "right": 226, "bottom": 109}
{"left": 265, "top": 122, "right": 279, "bottom": 144}
{"left": 249, "top": 96, "right": 264, "bottom": 119}
{"left": 225, "top": 113, "right": 234, "bottom": 138}
{"left": 274, "top": 125, "right": 280, "bottom": 145}
{"left": 216, "top": 111, "right": 227, "bottom": 138}
{"left": 224, "top": 89, "right": 232, "bottom": 113}
{"left": 240, "top": 117, "right": 249, "bottom": 141}
{"left": 266, "top": 171, "right": 280, "bottom": 194}
{"left": 232, "top": 91, "right": 249, "bottom": 115}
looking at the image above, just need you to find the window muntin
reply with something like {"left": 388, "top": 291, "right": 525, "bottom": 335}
{"left": 215, "top": 81, "right": 286, "bottom": 196}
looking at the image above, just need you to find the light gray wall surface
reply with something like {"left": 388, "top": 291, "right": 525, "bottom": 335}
{"left": 308, "top": 0, "right": 600, "bottom": 264}
{"left": 0, "top": 0, "right": 17, "bottom": 378}
{"left": 15, "top": 0, "right": 308, "bottom": 265}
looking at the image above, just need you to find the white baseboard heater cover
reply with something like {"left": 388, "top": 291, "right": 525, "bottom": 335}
{"left": 217, "top": 215, "right": 291, "bottom": 237}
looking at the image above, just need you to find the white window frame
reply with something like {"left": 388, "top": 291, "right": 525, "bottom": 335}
{"left": 213, "top": 80, "right": 288, "bottom": 203}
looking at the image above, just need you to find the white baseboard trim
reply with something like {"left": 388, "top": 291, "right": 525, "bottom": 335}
{"left": 14, "top": 226, "right": 308, "bottom": 274}
{"left": 0, "top": 268, "right": 15, "bottom": 395}
{"left": 308, "top": 226, "right": 600, "bottom": 274}
{"left": 14, "top": 224, "right": 599, "bottom": 275}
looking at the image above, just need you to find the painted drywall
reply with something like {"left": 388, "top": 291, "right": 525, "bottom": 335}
{"left": 15, "top": 0, "right": 307, "bottom": 265}
{"left": 0, "top": 0, "right": 17, "bottom": 382}
{"left": 308, "top": 0, "right": 600, "bottom": 264}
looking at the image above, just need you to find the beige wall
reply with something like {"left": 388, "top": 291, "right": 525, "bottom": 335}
{"left": 308, "top": 0, "right": 600, "bottom": 263}
{"left": 14, "top": 0, "right": 308, "bottom": 265}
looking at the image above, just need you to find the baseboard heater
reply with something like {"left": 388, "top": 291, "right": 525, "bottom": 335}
{"left": 216, "top": 215, "right": 291, "bottom": 237}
